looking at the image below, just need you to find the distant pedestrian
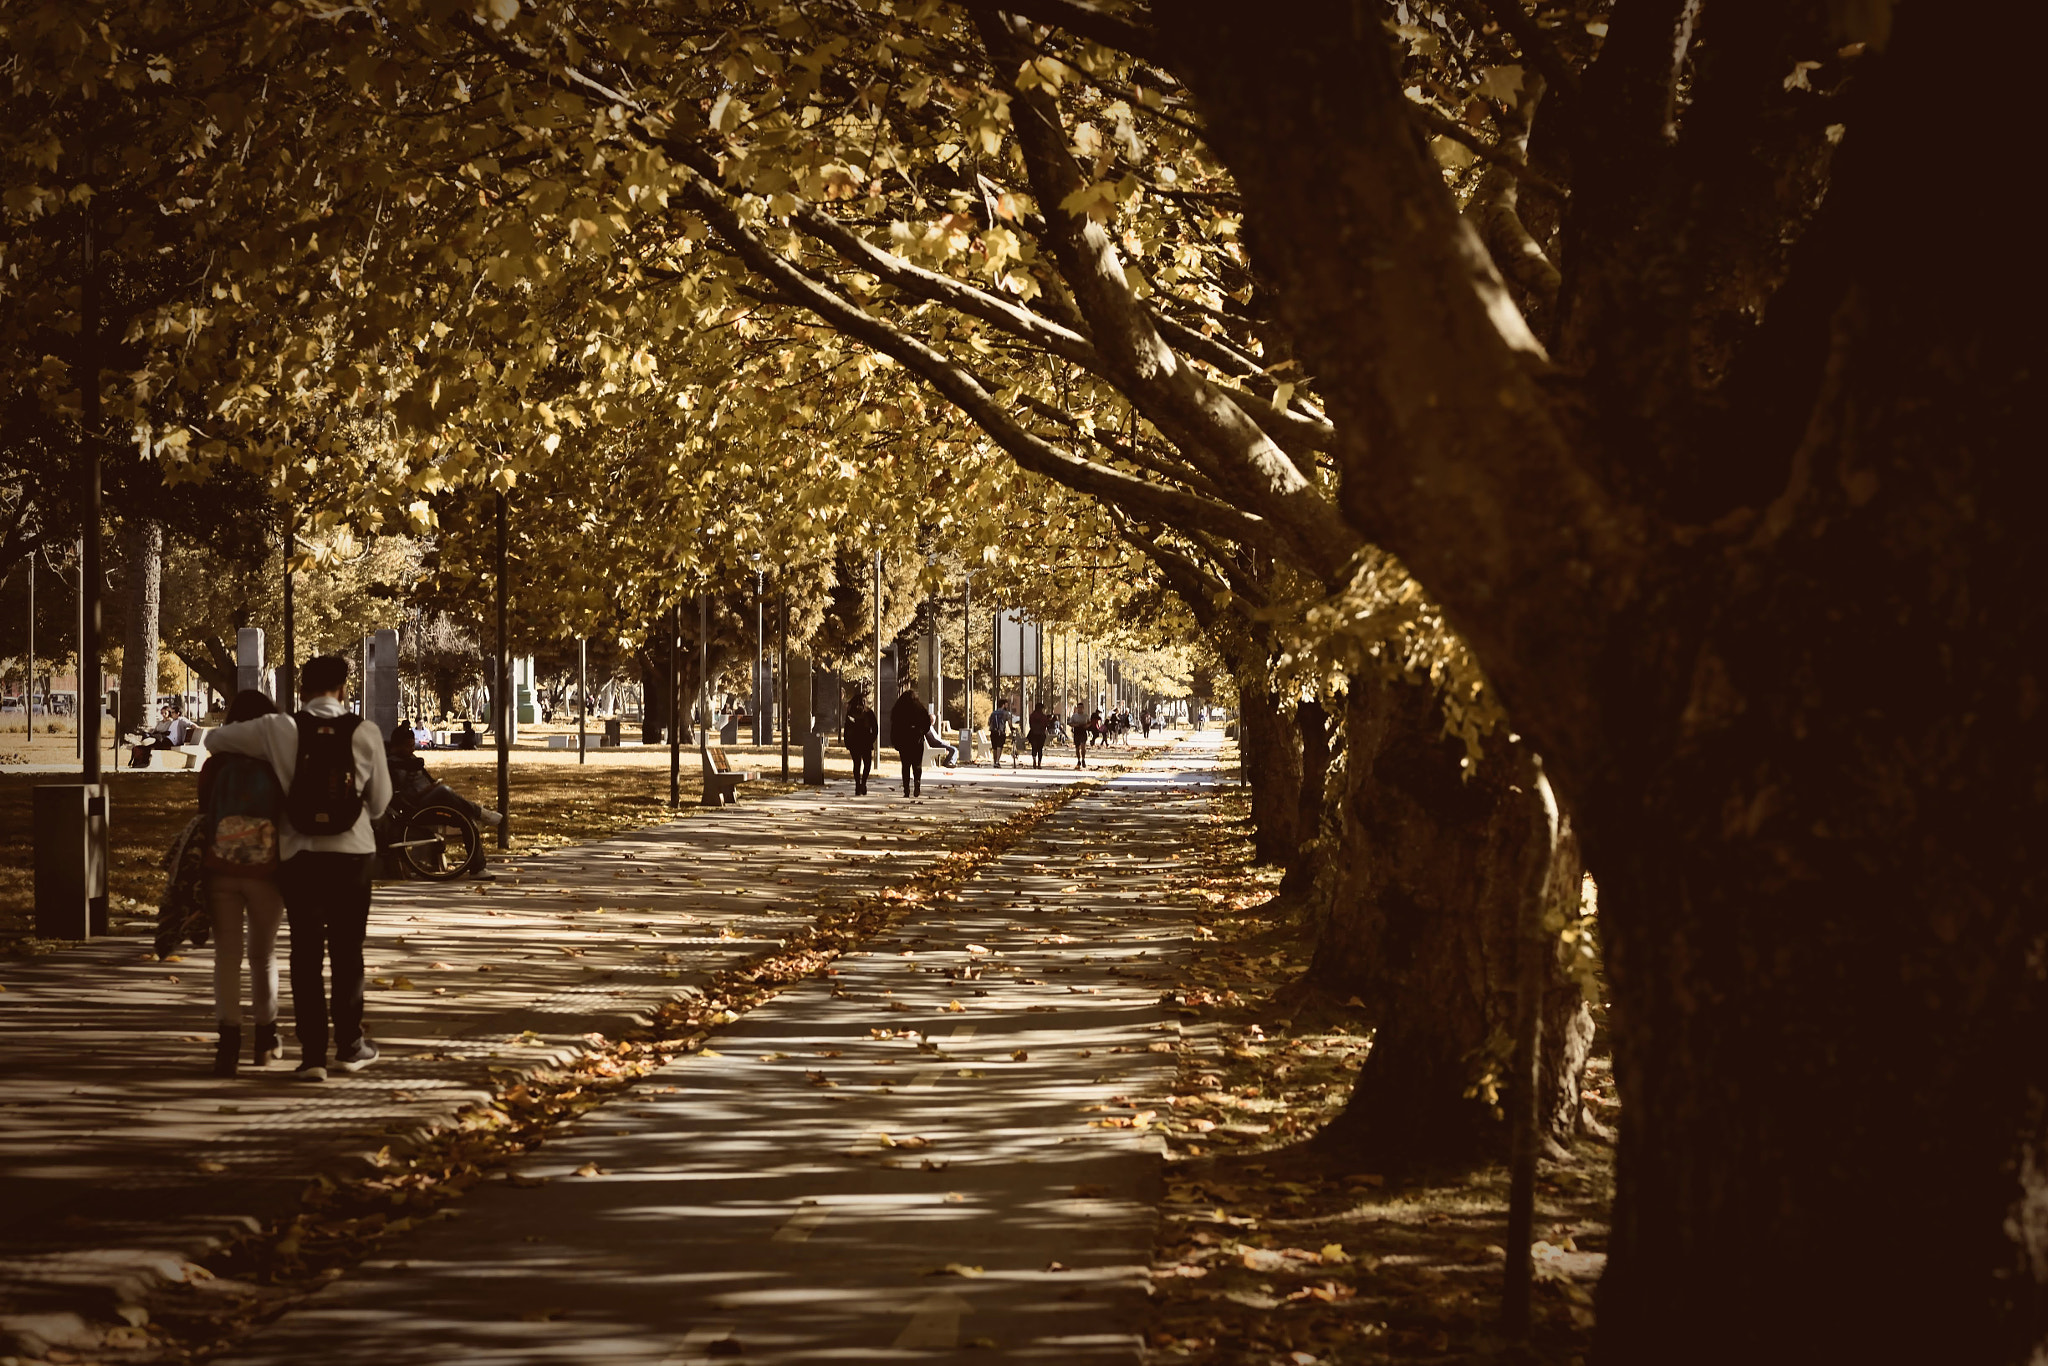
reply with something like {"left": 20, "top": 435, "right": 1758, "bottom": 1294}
{"left": 989, "top": 699, "right": 1013, "bottom": 767}
{"left": 199, "top": 689, "right": 287, "bottom": 1077}
{"left": 845, "top": 697, "right": 878, "bottom": 796}
{"left": 204, "top": 655, "right": 391, "bottom": 1082}
{"left": 891, "top": 685, "right": 931, "bottom": 797}
{"left": 1027, "top": 703, "right": 1049, "bottom": 768}
{"left": 1069, "top": 702, "right": 1089, "bottom": 768}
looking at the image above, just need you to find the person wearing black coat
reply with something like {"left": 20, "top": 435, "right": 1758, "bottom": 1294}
{"left": 889, "top": 685, "right": 933, "bottom": 798}
{"left": 845, "top": 698, "right": 879, "bottom": 796}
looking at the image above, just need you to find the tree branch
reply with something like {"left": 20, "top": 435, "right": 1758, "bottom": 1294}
{"left": 951, "top": 0, "right": 1163, "bottom": 64}
{"left": 673, "top": 168, "right": 1278, "bottom": 554}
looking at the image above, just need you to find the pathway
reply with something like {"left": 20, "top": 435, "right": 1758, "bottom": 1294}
{"left": 216, "top": 740, "right": 1222, "bottom": 1364}
{"left": 0, "top": 746, "right": 1175, "bottom": 1355}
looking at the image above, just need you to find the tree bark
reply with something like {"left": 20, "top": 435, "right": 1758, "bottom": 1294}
{"left": 635, "top": 643, "right": 671, "bottom": 745}
{"left": 1168, "top": 4, "right": 2047, "bottom": 1357}
{"left": 119, "top": 518, "right": 161, "bottom": 733}
{"left": 1235, "top": 678, "right": 1303, "bottom": 866}
{"left": 1306, "top": 674, "right": 1592, "bottom": 1167}
{"left": 1278, "top": 695, "right": 1333, "bottom": 895}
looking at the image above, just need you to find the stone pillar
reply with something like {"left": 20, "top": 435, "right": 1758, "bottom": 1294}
{"left": 514, "top": 655, "right": 537, "bottom": 727}
{"left": 791, "top": 654, "right": 824, "bottom": 785}
{"left": 876, "top": 653, "right": 899, "bottom": 748}
{"left": 236, "top": 627, "right": 268, "bottom": 697}
{"left": 920, "top": 631, "right": 942, "bottom": 731}
{"left": 364, "top": 629, "right": 400, "bottom": 739}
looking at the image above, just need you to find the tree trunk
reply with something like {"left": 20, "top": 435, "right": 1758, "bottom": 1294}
{"left": 1278, "top": 696, "right": 1334, "bottom": 895}
{"left": 170, "top": 640, "right": 235, "bottom": 711}
{"left": 1236, "top": 679, "right": 1302, "bottom": 865}
{"left": 1306, "top": 674, "right": 1592, "bottom": 1166}
{"left": 119, "top": 518, "right": 161, "bottom": 732}
{"left": 636, "top": 644, "right": 672, "bottom": 745}
{"left": 1172, "top": 6, "right": 2047, "bottom": 1356}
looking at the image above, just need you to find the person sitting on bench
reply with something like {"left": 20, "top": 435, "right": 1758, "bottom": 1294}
{"left": 385, "top": 726, "right": 504, "bottom": 826}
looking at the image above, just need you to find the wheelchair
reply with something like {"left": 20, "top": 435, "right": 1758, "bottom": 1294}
{"left": 377, "top": 785, "right": 485, "bottom": 881}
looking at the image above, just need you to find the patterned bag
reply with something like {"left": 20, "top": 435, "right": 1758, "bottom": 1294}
{"left": 154, "top": 816, "right": 214, "bottom": 957}
{"left": 204, "top": 753, "right": 281, "bottom": 875}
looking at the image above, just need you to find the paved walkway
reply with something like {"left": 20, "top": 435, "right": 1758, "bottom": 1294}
{"left": 0, "top": 742, "right": 1190, "bottom": 1354}
{"left": 210, "top": 739, "right": 1221, "bottom": 1364}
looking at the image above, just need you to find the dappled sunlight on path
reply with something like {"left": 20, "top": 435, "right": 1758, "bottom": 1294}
{"left": 0, "top": 750, "right": 1180, "bottom": 1344}
{"left": 218, "top": 740, "right": 1223, "bottom": 1364}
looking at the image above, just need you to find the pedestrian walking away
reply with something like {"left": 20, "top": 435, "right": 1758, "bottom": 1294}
{"left": 203, "top": 654, "right": 391, "bottom": 1082}
{"left": 1027, "top": 702, "right": 1049, "bottom": 768}
{"left": 989, "top": 697, "right": 1013, "bottom": 767}
{"left": 845, "top": 696, "right": 878, "bottom": 796}
{"left": 890, "top": 683, "right": 932, "bottom": 797}
{"left": 197, "top": 689, "right": 289, "bottom": 1077}
{"left": 1069, "top": 702, "right": 1090, "bottom": 768}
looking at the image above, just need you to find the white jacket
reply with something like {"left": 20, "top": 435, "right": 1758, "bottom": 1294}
{"left": 203, "top": 696, "right": 391, "bottom": 858}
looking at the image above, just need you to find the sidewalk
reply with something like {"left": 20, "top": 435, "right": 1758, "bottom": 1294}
{"left": 218, "top": 737, "right": 1223, "bottom": 1364}
{"left": 0, "top": 746, "right": 1178, "bottom": 1356}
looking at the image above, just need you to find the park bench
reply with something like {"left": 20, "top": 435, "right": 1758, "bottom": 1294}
{"left": 701, "top": 745, "right": 752, "bottom": 806}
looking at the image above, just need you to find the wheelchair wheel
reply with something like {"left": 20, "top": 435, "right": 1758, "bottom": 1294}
{"left": 396, "top": 805, "right": 480, "bottom": 881}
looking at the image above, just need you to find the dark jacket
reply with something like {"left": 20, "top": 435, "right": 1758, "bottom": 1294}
{"left": 845, "top": 707, "right": 878, "bottom": 757}
{"left": 889, "top": 693, "right": 930, "bottom": 754}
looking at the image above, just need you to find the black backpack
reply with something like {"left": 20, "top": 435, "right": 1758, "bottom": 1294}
{"left": 286, "top": 711, "right": 365, "bottom": 835}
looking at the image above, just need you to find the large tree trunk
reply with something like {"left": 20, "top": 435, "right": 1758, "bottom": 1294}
{"left": 1306, "top": 674, "right": 1592, "bottom": 1166}
{"left": 119, "top": 518, "right": 161, "bottom": 732}
{"left": 1235, "top": 678, "right": 1303, "bottom": 866}
{"left": 170, "top": 639, "right": 236, "bottom": 711}
{"left": 1277, "top": 696, "right": 1334, "bottom": 895}
{"left": 1172, "top": 5, "right": 2046, "bottom": 1357}
{"left": 635, "top": 644, "right": 673, "bottom": 745}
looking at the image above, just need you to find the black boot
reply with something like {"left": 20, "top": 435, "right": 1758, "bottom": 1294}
{"left": 252, "top": 1020, "right": 282, "bottom": 1068}
{"left": 214, "top": 1024, "right": 242, "bottom": 1079}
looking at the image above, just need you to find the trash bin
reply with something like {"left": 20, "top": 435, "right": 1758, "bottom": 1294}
{"left": 603, "top": 717, "right": 622, "bottom": 746}
{"left": 34, "top": 784, "right": 109, "bottom": 939}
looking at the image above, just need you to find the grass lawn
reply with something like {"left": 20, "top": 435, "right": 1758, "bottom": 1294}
{"left": 0, "top": 761, "right": 796, "bottom": 951}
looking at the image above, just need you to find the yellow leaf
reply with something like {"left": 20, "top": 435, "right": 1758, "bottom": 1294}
{"left": 944, "top": 1000, "right": 966, "bottom": 1013}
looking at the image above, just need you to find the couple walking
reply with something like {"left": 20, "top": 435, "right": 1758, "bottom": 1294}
{"left": 193, "top": 655, "right": 392, "bottom": 1081}
{"left": 844, "top": 684, "right": 947, "bottom": 798}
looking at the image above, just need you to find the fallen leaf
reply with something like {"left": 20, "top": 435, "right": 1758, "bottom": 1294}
{"left": 573, "top": 1163, "right": 605, "bottom": 1178}
{"left": 1011, "top": 1049, "right": 1029, "bottom": 1062}
{"left": 944, "top": 1000, "right": 967, "bottom": 1013}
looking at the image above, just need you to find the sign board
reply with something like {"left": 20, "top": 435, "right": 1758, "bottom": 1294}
{"left": 993, "top": 610, "right": 1040, "bottom": 677}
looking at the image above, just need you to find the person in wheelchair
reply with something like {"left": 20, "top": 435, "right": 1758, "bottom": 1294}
{"left": 385, "top": 725, "right": 504, "bottom": 827}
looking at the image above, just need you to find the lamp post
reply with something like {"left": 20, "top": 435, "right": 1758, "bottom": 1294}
{"left": 871, "top": 547, "right": 882, "bottom": 736}
{"left": 668, "top": 601, "right": 681, "bottom": 808}
{"left": 959, "top": 571, "right": 973, "bottom": 764}
{"left": 577, "top": 635, "right": 587, "bottom": 765}
{"left": 754, "top": 557, "right": 767, "bottom": 746}
{"left": 778, "top": 588, "right": 790, "bottom": 780}
{"left": 698, "top": 592, "right": 711, "bottom": 775}
{"left": 493, "top": 492, "right": 510, "bottom": 848}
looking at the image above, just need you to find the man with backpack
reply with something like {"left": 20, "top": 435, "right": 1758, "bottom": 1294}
{"left": 203, "top": 655, "right": 391, "bottom": 1082}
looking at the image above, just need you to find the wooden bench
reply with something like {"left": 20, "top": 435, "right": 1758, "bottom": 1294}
{"left": 701, "top": 745, "right": 752, "bottom": 806}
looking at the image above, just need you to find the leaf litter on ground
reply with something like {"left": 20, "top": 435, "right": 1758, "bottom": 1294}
{"left": 1143, "top": 786, "right": 1614, "bottom": 1366}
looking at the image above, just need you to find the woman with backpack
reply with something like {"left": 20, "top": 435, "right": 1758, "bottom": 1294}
{"left": 198, "top": 690, "right": 287, "bottom": 1077}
